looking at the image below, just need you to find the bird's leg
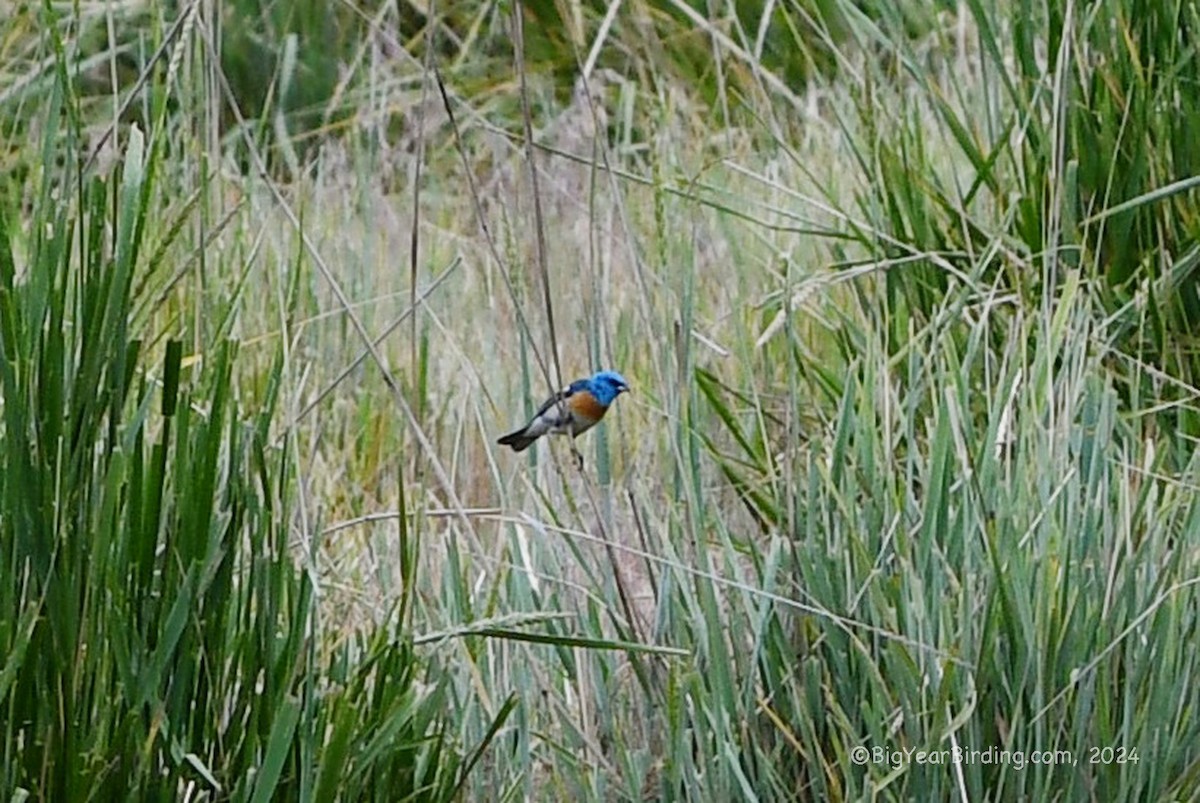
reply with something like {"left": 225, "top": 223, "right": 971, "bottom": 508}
{"left": 570, "top": 442, "right": 584, "bottom": 470}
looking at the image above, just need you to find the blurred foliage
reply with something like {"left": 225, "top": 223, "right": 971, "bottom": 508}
{"left": 219, "top": 0, "right": 352, "bottom": 151}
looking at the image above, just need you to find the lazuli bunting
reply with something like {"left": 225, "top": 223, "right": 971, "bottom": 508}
{"left": 498, "top": 370, "right": 630, "bottom": 456}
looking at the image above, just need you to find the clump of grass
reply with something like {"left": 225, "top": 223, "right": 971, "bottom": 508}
{"left": 0, "top": 23, "right": 503, "bottom": 803}
{"left": 700, "top": 272, "right": 1200, "bottom": 798}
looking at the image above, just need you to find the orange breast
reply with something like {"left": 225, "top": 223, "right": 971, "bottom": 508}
{"left": 568, "top": 391, "right": 608, "bottom": 424}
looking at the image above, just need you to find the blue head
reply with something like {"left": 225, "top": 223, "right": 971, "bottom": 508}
{"left": 587, "top": 370, "right": 630, "bottom": 406}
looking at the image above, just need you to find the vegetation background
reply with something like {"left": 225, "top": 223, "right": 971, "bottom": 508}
{"left": 3, "top": 0, "right": 1200, "bottom": 800}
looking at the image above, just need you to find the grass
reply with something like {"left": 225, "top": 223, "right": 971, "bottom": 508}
{"left": 3, "top": 0, "right": 1200, "bottom": 800}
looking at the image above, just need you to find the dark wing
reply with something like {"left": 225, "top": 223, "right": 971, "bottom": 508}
{"left": 532, "top": 379, "right": 588, "bottom": 421}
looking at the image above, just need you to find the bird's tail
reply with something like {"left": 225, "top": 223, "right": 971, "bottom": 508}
{"left": 497, "top": 428, "right": 537, "bottom": 452}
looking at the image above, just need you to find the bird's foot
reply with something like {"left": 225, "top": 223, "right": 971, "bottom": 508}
{"left": 570, "top": 445, "right": 584, "bottom": 470}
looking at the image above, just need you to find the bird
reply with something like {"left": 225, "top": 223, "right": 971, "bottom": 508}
{"left": 497, "top": 370, "right": 630, "bottom": 464}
